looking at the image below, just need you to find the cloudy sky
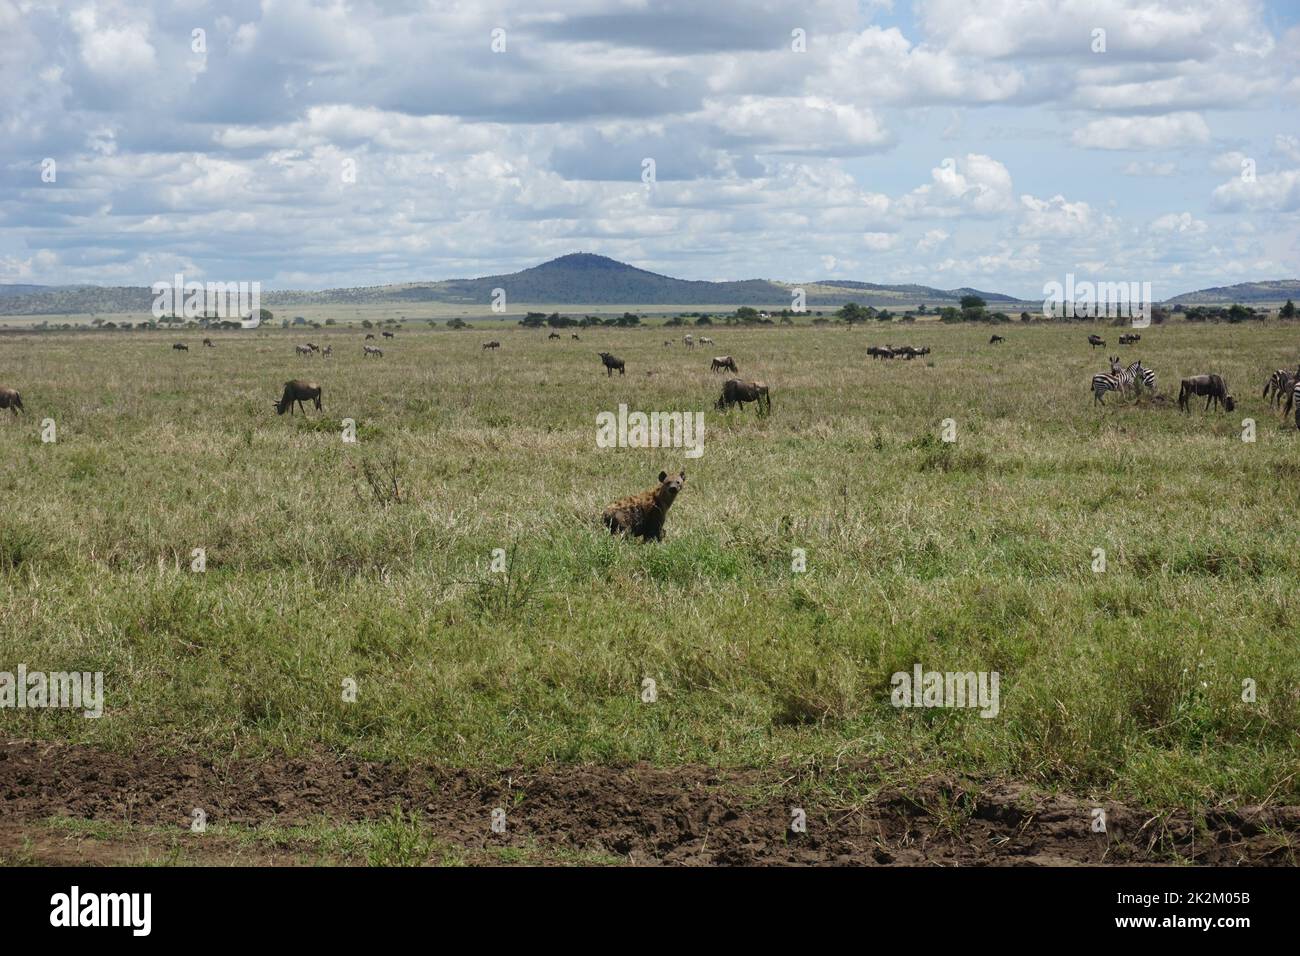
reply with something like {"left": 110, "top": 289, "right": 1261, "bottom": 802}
{"left": 2, "top": 0, "right": 1298, "bottom": 297}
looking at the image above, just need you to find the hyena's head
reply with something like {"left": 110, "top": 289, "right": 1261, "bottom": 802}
{"left": 657, "top": 470, "right": 686, "bottom": 502}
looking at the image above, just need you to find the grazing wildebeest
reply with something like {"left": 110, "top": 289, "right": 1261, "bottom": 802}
{"left": 365, "top": 333, "right": 376, "bottom": 340}
{"left": 716, "top": 378, "right": 771, "bottom": 414}
{"left": 683, "top": 334, "right": 694, "bottom": 349}
{"left": 710, "top": 355, "right": 738, "bottom": 373}
{"left": 273, "top": 380, "right": 322, "bottom": 416}
{"left": 0, "top": 387, "right": 24, "bottom": 416}
{"left": 1179, "top": 374, "right": 1234, "bottom": 413}
{"left": 482, "top": 340, "right": 501, "bottom": 350}
{"left": 305, "top": 342, "right": 320, "bottom": 352}
{"left": 1263, "top": 367, "right": 1299, "bottom": 408}
{"left": 296, "top": 344, "right": 314, "bottom": 357}
{"left": 699, "top": 337, "right": 714, "bottom": 345}
{"left": 548, "top": 331, "right": 560, "bottom": 340}
{"left": 597, "top": 352, "right": 625, "bottom": 376}
{"left": 173, "top": 342, "right": 189, "bottom": 352}
{"left": 363, "top": 345, "right": 383, "bottom": 358}
{"left": 1119, "top": 333, "right": 1142, "bottom": 345}
{"left": 989, "top": 334, "right": 1004, "bottom": 345}
{"left": 868, "top": 345, "right": 894, "bottom": 360}
{"left": 322, "top": 345, "right": 332, "bottom": 357}
{"left": 571, "top": 332, "right": 580, "bottom": 340}
{"left": 1088, "top": 334, "right": 1105, "bottom": 349}
{"left": 202, "top": 338, "right": 214, "bottom": 348}
{"left": 382, "top": 331, "right": 394, "bottom": 339}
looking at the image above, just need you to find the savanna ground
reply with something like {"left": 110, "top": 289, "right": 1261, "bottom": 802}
{"left": 1, "top": 318, "right": 1298, "bottom": 865}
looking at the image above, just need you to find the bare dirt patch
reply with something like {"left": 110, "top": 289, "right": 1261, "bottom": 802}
{"left": 2, "top": 740, "right": 1296, "bottom": 866}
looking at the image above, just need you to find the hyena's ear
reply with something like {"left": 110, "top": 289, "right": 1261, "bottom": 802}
{"left": 658, "top": 471, "right": 667, "bottom": 482}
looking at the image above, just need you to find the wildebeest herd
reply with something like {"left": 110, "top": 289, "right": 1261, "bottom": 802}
{"left": 5, "top": 325, "right": 1299, "bottom": 546}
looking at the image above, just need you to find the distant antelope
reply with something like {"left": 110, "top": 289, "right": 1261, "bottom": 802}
{"left": 597, "top": 352, "right": 625, "bottom": 376}
{"left": 0, "top": 387, "right": 24, "bottom": 416}
{"left": 989, "top": 334, "right": 1004, "bottom": 345}
{"left": 1088, "top": 334, "right": 1105, "bottom": 349}
{"left": 710, "top": 355, "right": 738, "bottom": 373}
{"left": 699, "top": 337, "right": 714, "bottom": 345}
{"left": 296, "top": 344, "right": 314, "bottom": 357}
{"left": 382, "top": 331, "right": 395, "bottom": 339}
{"left": 363, "top": 345, "right": 383, "bottom": 358}
{"left": 202, "top": 338, "right": 215, "bottom": 348}
{"left": 548, "top": 331, "right": 561, "bottom": 340}
{"left": 482, "top": 340, "right": 501, "bottom": 350}
{"left": 272, "top": 380, "right": 322, "bottom": 416}
{"left": 683, "top": 334, "right": 694, "bottom": 349}
{"left": 716, "top": 378, "right": 770, "bottom": 414}
{"left": 1179, "top": 374, "right": 1234, "bottom": 413}
{"left": 173, "top": 342, "right": 189, "bottom": 352}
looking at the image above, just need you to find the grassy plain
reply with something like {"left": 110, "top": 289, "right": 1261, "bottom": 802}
{"left": 1, "top": 318, "right": 1298, "bottom": 815}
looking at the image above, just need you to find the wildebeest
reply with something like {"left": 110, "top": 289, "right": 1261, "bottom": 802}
{"left": 699, "top": 337, "right": 714, "bottom": 345}
{"left": 894, "top": 345, "right": 929, "bottom": 360}
{"left": 322, "top": 345, "right": 332, "bottom": 357}
{"left": 382, "top": 331, "right": 395, "bottom": 339}
{"left": 0, "top": 387, "right": 24, "bottom": 416}
{"left": 1119, "top": 333, "right": 1141, "bottom": 345}
{"left": 272, "top": 380, "right": 322, "bottom": 416}
{"left": 202, "top": 338, "right": 214, "bottom": 348}
{"left": 571, "top": 332, "right": 580, "bottom": 340}
{"left": 296, "top": 344, "right": 314, "bottom": 357}
{"left": 598, "top": 352, "right": 625, "bottom": 376}
{"left": 1088, "top": 334, "right": 1105, "bottom": 349}
{"left": 363, "top": 345, "right": 383, "bottom": 358}
{"left": 548, "top": 331, "right": 560, "bottom": 340}
{"left": 663, "top": 340, "right": 673, "bottom": 347}
{"left": 683, "top": 334, "right": 694, "bottom": 349}
{"left": 306, "top": 342, "right": 321, "bottom": 352}
{"left": 989, "top": 335, "right": 1004, "bottom": 345}
{"left": 1263, "top": 366, "right": 1299, "bottom": 408}
{"left": 173, "top": 342, "right": 189, "bottom": 352}
{"left": 716, "top": 378, "right": 771, "bottom": 414}
{"left": 710, "top": 355, "right": 738, "bottom": 373}
{"left": 365, "top": 333, "right": 376, "bottom": 340}
{"left": 1178, "top": 374, "right": 1234, "bottom": 413}
{"left": 482, "top": 340, "right": 501, "bottom": 350}
{"left": 868, "top": 345, "right": 894, "bottom": 360}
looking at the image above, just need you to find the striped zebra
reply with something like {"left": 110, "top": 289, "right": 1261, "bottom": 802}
{"left": 1128, "top": 359, "right": 1156, "bottom": 394}
{"left": 1263, "top": 367, "right": 1298, "bottom": 408}
{"left": 1092, "top": 356, "right": 1124, "bottom": 404}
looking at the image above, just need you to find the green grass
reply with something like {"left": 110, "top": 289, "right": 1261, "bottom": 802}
{"left": 1, "top": 320, "right": 1298, "bottom": 810}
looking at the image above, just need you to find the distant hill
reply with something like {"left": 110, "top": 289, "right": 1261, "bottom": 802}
{"left": 1164, "top": 280, "right": 1300, "bottom": 305}
{"left": 1, "top": 256, "right": 1294, "bottom": 315}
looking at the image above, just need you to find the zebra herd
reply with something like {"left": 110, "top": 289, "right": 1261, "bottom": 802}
{"left": 1091, "top": 356, "right": 1156, "bottom": 404}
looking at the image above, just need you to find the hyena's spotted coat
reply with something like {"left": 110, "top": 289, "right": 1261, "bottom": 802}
{"left": 602, "top": 470, "right": 686, "bottom": 542}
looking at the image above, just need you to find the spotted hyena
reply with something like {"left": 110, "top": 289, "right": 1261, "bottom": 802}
{"left": 602, "top": 470, "right": 686, "bottom": 542}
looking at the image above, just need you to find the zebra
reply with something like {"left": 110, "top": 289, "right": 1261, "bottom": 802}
{"left": 1092, "top": 356, "right": 1124, "bottom": 405}
{"left": 1127, "top": 359, "right": 1156, "bottom": 394}
{"left": 1263, "top": 367, "right": 1298, "bottom": 408}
